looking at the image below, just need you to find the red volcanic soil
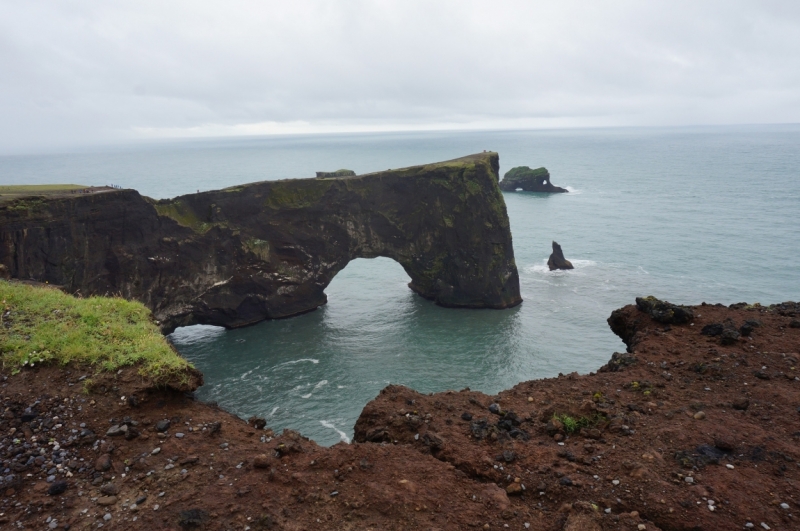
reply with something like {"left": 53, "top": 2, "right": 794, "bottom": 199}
{"left": 1, "top": 299, "right": 799, "bottom": 530}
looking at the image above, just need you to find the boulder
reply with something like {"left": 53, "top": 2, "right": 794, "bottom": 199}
{"left": 498, "top": 166, "right": 567, "bottom": 193}
{"left": 547, "top": 241, "right": 574, "bottom": 271}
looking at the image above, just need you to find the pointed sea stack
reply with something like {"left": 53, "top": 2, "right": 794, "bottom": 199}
{"left": 547, "top": 241, "right": 574, "bottom": 271}
{"left": 499, "top": 166, "right": 568, "bottom": 193}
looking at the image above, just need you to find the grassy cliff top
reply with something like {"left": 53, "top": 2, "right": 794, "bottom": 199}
{"left": 0, "top": 184, "right": 87, "bottom": 197}
{"left": 0, "top": 281, "right": 193, "bottom": 385}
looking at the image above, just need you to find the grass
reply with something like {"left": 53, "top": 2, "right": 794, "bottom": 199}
{"left": 0, "top": 281, "right": 193, "bottom": 385}
{"left": 553, "top": 412, "right": 605, "bottom": 434}
{"left": 0, "top": 184, "right": 87, "bottom": 195}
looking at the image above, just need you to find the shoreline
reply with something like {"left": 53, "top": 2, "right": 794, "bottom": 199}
{"left": 1, "top": 298, "right": 798, "bottom": 530}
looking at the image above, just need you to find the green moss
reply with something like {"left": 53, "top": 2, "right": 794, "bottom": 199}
{"left": 0, "top": 281, "right": 192, "bottom": 385}
{"left": 244, "top": 239, "right": 271, "bottom": 261}
{"left": 153, "top": 200, "right": 208, "bottom": 232}
{"left": 553, "top": 412, "right": 604, "bottom": 434}
{"left": 6, "top": 198, "right": 47, "bottom": 212}
{"left": 465, "top": 180, "right": 482, "bottom": 196}
{"left": 265, "top": 181, "right": 332, "bottom": 209}
{"left": 503, "top": 166, "right": 549, "bottom": 181}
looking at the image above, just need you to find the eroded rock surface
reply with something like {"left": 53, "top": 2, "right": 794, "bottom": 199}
{"left": 0, "top": 153, "right": 521, "bottom": 331}
{"left": 499, "top": 166, "right": 568, "bottom": 193}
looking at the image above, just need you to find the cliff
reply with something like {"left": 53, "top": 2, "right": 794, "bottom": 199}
{"left": 499, "top": 166, "right": 568, "bottom": 193}
{"left": 2, "top": 297, "right": 798, "bottom": 530}
{"left": 0, "top": 153, "right": 521, "bottom": 332}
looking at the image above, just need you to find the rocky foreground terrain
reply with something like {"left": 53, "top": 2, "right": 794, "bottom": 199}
{"left": 1, "top": 298, "right": 799, "bottom": 530}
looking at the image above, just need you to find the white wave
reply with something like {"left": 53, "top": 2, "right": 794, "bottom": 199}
{"left": 320, "top": 420, "right": 351, "bottom": 444}
{"left": 275, "top": 358, "right": 320, "bottom": 369}
{"left": 526, "top": 259, "right": 597, "bottom": 275}
{"left": 565, "top": 186, "right": 581, "bottom": 194}
{"left": 301, "top": 379, "right": 329, "bottom": 398}
{"left": 268, "top": 406, "right": 279, "bottom": 417}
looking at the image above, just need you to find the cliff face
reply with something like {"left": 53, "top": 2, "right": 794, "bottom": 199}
{"left": 498, "top": 166, "right": 568, "bottom": 193}
{"left": 0, "top": 153, "right": 521, "bottom": 332}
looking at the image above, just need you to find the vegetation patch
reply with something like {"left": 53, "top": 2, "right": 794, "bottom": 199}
{"left": 0, "top": 281, "right": 192, "bottom": 385}
{"left": 552, "top": 412, "right": 605, "bottom": 434}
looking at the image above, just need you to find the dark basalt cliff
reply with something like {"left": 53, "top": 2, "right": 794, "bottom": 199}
{"left": 0, "top": 153, "right": 521, "bottom": 332}
{"left": 498, "top": 166, "right": 568, "bottom": 193}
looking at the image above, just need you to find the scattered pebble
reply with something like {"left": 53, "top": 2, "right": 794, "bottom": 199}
{"left": 684, "top": 476, "right": 694, "bottom": 484}
{"left": 726, "top": 464, "right": 735, "bottom": 469}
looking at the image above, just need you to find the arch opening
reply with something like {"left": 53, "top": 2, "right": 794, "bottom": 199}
{"left": 324, "top": 257, "right": 413, "bottom": 308}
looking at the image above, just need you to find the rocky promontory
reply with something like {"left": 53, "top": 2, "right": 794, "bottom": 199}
{"left": 0, "top": 153, "right": 521, "bottom": 332}
{"left": 499, "top": 166, "right": 568, "bottom": 193}
{"left": 2, "top": 296, "right": 799, "bottom": 530}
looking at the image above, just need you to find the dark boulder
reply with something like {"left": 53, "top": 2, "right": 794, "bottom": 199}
{"left": 499, "top": 166, "right": 568, "bottom": 193}
{"left": 701, "top": 323, "right": 724, "bottom": 336}
{"left": 635, "top": 296, "right": 694, "bottom": 324}
{"left": 547, "top": 241, "right": 574, "bottom": 271}
{"left": 719, "top": 319, "right": 741, "bottom": 345}
{"left": 739, "top": 320, "right": 761, "bottom": 337}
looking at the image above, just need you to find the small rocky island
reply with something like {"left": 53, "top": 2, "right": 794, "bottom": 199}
{"left": 315, "top": 169, "right": 356, "bottom": 178}
{"left": 499, "top": 166, "right": 568, "bottom": 193}
{"left": 547, "top": 240, "right": 574, "bottom": 270}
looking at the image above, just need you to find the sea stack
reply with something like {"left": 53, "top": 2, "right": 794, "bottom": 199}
{"left": 499, "top": 166, "right": 568, "bottom": 193}
{"left": 547, "top": 241, "right": 574, "bottom": 271}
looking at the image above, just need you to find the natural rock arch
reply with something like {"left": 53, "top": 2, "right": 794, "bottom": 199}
{"left": 0, "top": 153, "right": 522, "bottom": 332}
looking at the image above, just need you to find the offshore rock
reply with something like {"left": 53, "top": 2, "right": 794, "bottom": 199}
{"left": 498, "top": 166, "right": 568, "bottom": 193}
{"left": 547, "top": 241, "right": 574, "bottom": 271}
{"left": 0, "top": 153, "right": 521, "bottom": 332}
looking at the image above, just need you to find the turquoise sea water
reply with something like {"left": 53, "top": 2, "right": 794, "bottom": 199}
{"left": 2, "top": 125, "right": 799, "bottom": 445}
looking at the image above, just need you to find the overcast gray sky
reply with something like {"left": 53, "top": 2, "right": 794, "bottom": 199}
{"left": 1, "top": 0, "right": 799, "bottom": 153}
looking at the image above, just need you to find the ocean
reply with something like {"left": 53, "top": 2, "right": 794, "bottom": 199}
{"left": 2, "top": 125, "right": 799, "bottom": 445}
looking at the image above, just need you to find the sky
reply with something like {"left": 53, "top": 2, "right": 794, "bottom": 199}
{"left": 1, "top": 0, "right": 799, "bottom": 153}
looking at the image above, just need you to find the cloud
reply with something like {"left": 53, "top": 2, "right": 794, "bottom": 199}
{"left": 1, "top": 0, "right": 799, "bottom": 153}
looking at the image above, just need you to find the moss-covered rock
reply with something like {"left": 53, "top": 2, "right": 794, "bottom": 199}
{"left": 0, "top": 153, "right": 521, "bottom": 331}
